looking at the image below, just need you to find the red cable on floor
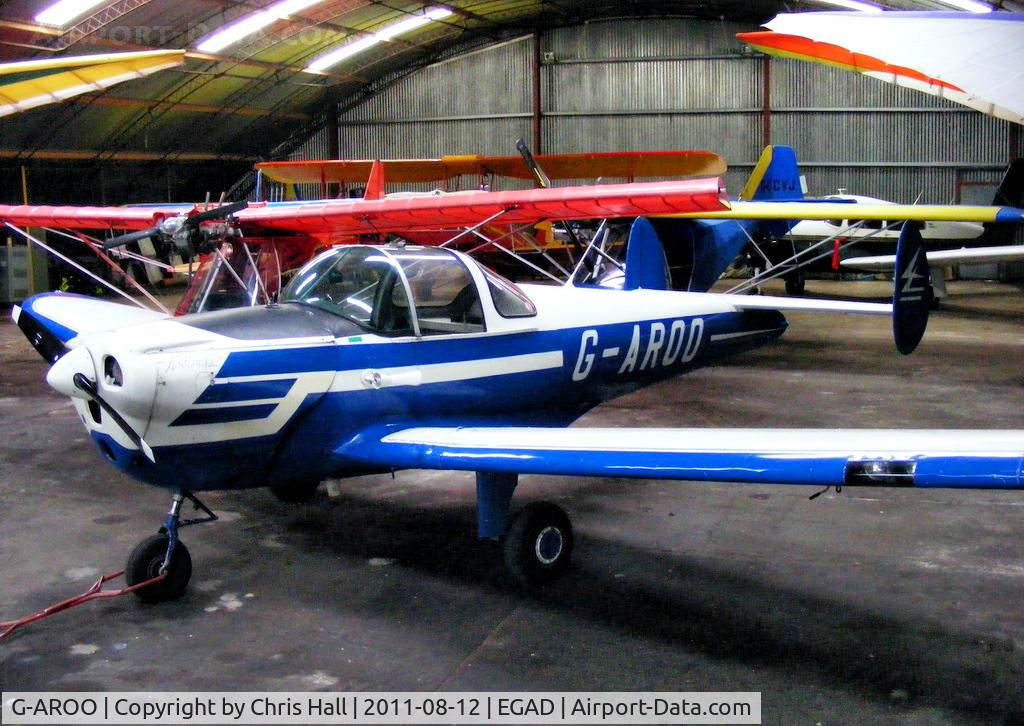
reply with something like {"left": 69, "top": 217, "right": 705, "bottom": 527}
{"left": 0, "top": 570, "right": 166, "bottom": 641}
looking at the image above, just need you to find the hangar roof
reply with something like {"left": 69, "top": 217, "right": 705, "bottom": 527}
{"left": 0, "top": 0, "right": 1015, "bottom": 166}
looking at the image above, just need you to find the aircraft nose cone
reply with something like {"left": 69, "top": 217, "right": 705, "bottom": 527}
{"left": 46, "top": 345, "right": 95, "bottom": 398}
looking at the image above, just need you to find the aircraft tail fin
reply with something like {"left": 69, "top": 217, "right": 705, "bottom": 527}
{"left": 740, "top": 145, "right": 805, "bottom": 202}
{"left": 892, "top": 221, "right": 932, "bottom": 355}
{"left": 979, "top": 158, "right": 1024, "bottom": 246}
{"left": 363, "top": 160, "right": 386, "bottom": 200}
{"left": 623, "top": 217, "right": 671, "bottom": 291}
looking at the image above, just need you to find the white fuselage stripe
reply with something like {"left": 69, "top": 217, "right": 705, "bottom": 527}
{"left": 709, "top": 328, "right": 781, "bottom": 342}
{"left": 328, "top": 350, "right": 565, "bottom": 393}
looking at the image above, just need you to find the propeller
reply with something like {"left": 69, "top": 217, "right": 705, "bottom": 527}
{"left": 72, "top": 372, "right": 155, "bottom": 463}
{"left": 515, "top": 137, "right": 593, "bottom": 274}
{"left": 102, "top": 200, "right": 249, "bottom": 260}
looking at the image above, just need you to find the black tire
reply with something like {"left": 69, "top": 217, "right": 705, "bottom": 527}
{"left": 785, "top": 272, "right": 806, "bottom": 296}
{"left": 503, "top": 502, "right": 574, "bottom": 586}
{"left": 125, "top": 534, "right": 192, "bottom": 603}
{"left": 269, "top": 478, "right": 321, "bottom": 503}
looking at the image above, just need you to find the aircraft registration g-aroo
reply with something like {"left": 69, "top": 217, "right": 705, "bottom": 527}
{"left": 11, "top": 189, "right": 1024, "bottom": 600}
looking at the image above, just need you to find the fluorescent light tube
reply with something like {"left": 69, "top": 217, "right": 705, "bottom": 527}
{"left": 35, "top": 0, "right": 108, "bottom": 27}
{"left": 196, "top": 0, "right": 324, "bottom": 53}
{"left": 306, "top": 6, "right": 453, "bottom": 72}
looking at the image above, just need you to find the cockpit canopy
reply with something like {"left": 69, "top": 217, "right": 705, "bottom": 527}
{"left": 281, "top": 245, "right": 535, "bottom": 336}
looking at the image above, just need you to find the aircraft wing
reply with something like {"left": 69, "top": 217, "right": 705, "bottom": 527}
{"left": 256, "top": 151, "right": 726, "bottom": 185}
{"left": 0, "top": 178, "right": 726, "bottom": 235}
{"left": 669, "top": 201, "right": 1024, "bottom": 223}
{"left": 338, "top": 426, "right": 1024, "bottom": 489}
{"left": 842, "top": 245, "right": 1024, "bottom": 272}
{"left": 738, "top": 12, "right": 1024, "bottom": 125}
{"left": 234, "top": 178, "right": 727, "bottom": 235}
{"left": 0, "top": 205, "right": 185, "bottom": 230}
{"left": 1, "top": 50, "right": 185, "bottom": 118}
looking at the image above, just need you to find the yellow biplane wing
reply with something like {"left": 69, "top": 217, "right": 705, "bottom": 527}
{"left": 0, "top": 50, "right": 185, "bottom": 118}
{"left": 670, "top": 201, "right": 1024, "bottom": 224}
{"left": 256, "top": 150, "right": 726, "bottom": 186}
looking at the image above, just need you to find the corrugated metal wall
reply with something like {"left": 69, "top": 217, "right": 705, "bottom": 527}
{"left": 290, "top": 17, "right": 1016, "bottom": 206}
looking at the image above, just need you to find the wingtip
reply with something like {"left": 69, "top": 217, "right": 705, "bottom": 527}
{"left": 994, "top": 207, "right": 1024, "bottom": 224}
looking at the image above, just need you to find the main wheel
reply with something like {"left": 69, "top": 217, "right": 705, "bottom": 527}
{"left": 503, "top": 502, "right": 574, "bottom": 586}
{"left": 269, "top": 478, "right": 321, "bottom": 503}
{"left": 126, "top": 534, "right": 192, "bottom": 603}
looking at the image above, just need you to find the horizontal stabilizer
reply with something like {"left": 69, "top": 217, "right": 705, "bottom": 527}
{"left": 842, "top": 244, "right": 1024, "bottom": 272}
{"left": 720, "top": 293, "right": 891, "bottom": 316}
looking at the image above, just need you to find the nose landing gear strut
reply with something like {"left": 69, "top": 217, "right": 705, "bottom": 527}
{"left": 126, "top": 491, "right": 218, "bottom": 603}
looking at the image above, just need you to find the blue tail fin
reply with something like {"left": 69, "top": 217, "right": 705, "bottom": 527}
{"left": 980, "top": 158, "right": 1024, "bottom": 246}
{"left": 892, "top": 222, "right": 932, "bottom": 355}
{"left": 623, "top": 217, "right": 670, "bottom": 291}
{"left": 741, "top": 145, "right": 805, "bottom": 202}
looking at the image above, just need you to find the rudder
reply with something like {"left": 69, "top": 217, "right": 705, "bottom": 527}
{"left": 740, "top": 145, "right": 805, "bottom": 202}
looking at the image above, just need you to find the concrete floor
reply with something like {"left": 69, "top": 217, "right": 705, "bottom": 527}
{"left": 1, "top": 280, "right": 1023, "bottom": 725}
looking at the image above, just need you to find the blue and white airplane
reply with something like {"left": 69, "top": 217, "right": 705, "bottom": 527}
{"left": 11, "top": 212, "right": 1024, "bottom": 600}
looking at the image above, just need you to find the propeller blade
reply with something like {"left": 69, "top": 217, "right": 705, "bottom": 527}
{"left": 186, "top": 200, "right": 248, "bottom": 227}
{"left": 102, "top": 227, "right": 158, "bottom": 250}
{"left": 72, "top": 372, "right": 155, "bottom": 462}
{"left": 515, "top": 137, "right": 550, "bottom": 189}
{"left": 515, "top": 138, "right": 592, "bottom": 272}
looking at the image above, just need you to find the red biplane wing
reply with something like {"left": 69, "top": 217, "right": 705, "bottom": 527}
{"left": 0, "top": 178, "right": 727, "bottom": 237}
{"left": 234, "top": 178, "right": 726, "bottom": 236}
{"left": 256, "top": 151, "right": 726, "bottom": 186}
{"left": 0, "top": 205, "right": 179, "bottom": 230}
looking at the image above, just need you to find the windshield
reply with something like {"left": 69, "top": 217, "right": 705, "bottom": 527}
{"left": 178, "top": 242, "right": 280, "bottom": 315}
{"left": 282, "top": 247, "right": 415, "bottom": 334}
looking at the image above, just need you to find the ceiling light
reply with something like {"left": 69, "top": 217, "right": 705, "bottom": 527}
{"left": 196, "top": 0, "right": 324, "bottom": 54}
{"left": 817, "top": 0, "right": 883, "bottom": 10}
{"left": 306, "top": 6, "right": 453, "bottom": 72}
{"left": 35, "top": 0, "right": 108, "bottom": 27}
{"left": 934, "top": 0, "right": 991, "bottom": 11}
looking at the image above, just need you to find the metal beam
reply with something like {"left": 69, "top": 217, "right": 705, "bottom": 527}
{"left": 83, "top": 94, "right": 311, "bottom": 120}
{"left": 45, "top": 0, "right": 157, "bottom": 51}
{"left": 0, "top": 149, "right": 260, "bottom": 162}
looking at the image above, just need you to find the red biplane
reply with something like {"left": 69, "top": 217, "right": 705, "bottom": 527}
{"left": 0, "top": 149, "right": 726, "bottom": 315}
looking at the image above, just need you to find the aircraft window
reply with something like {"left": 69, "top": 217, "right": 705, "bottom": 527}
{"left": 862, "top": 219, "right": 885, "bottom": 230}
{"left": 827, "top": 220, "right": 843, "bottom": 228}
{"left": 393, "top": 251, "right": 485, "bottom": 335}
{"left": 481, "top": 267, "right": 537, "bottom": 318}
{"left": 281, "top": 247, "right": 414, "bottom": 335}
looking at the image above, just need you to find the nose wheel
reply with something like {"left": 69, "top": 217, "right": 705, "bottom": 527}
{"left": 125, "top": 491, "right": 217, "bottom": 603}
{"left": 125, "top": 534, "right": 192, "bottom": 603}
